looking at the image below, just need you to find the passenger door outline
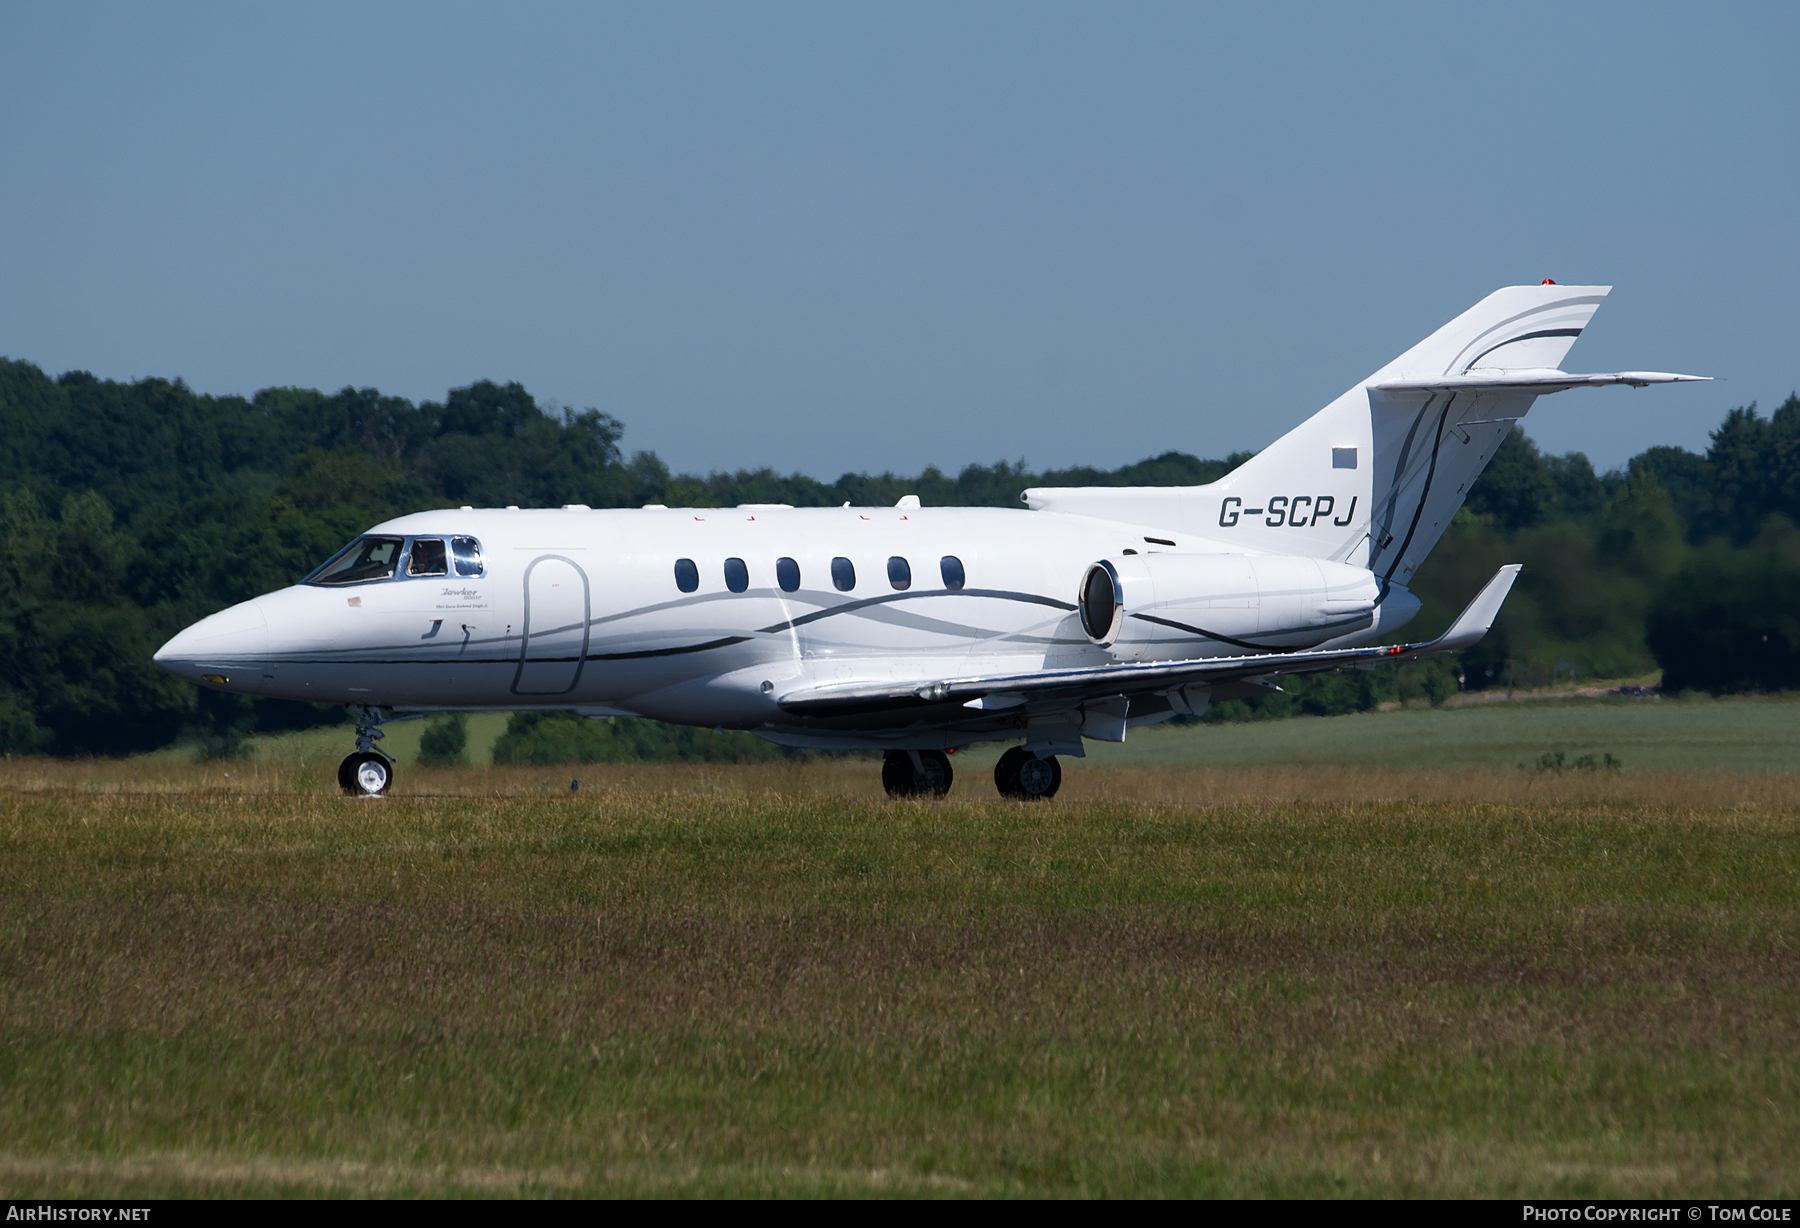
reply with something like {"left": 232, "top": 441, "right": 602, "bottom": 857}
{"left": 511, "top": 554, "right": 592, "bottom": 696}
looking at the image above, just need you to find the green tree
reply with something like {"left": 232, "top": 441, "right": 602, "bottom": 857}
{"left": 418, "top": 714, "right": 469, "bottom": 766}
{"left": 1648, "top": 516, "right": 1800, "bottom": 694}
{"left": 492, "top": 712, "right": 800, "bottom": 765}
{"left": 1465, "top": 428, "right": 1555, "bottom": 532}
{"left": 1703, "top": 405, "right": 1770, "bottom": 544}
{"left": 1600, "top": 469, "right": 1685, "bottom": 583}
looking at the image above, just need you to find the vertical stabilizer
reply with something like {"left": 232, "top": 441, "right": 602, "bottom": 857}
{"left": 1208, "top": 284, "right": 1607, "bottom": 582}
{"left": 1024, "top": 284, "right": 1612, "bottom": 585}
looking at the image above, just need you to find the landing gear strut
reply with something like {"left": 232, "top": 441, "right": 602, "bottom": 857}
{"left": 338, "top": 705, "right": 394, "bottom": 796}
{"left": 994, "top": 746, "right": 1061, "bottom": 800}
{"left": 882, "top": 749, "right": 954, "bottom": 798}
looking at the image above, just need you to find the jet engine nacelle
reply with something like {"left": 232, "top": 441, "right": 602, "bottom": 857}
{"left": 1077, "top": 552, "right": 1415, "bottom": 657}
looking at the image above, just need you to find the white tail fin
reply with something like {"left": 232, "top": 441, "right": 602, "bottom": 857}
{"left": 1216, "top": 284, "right": 1606, "bottom": 582}
{"left": 1024, "top": 284, "right": 1700, "bottom": 584}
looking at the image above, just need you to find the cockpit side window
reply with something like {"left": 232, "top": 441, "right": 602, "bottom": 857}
{"left": 306, "top": 536, "right": 405, "bottom": 586}
{"left": 451, "top": 536, "right": 485, "bottom": 578}
{"left": 407, "top": 538, "right": 449, "bottom": 577}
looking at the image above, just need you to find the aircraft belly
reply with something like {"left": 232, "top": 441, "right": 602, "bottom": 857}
{"left": 268, "top": 660, "right": 518, "bottom": 707}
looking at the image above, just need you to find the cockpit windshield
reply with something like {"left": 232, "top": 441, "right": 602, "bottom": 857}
{"left": 306, "top": 536, "right": 405, "bottom": 586}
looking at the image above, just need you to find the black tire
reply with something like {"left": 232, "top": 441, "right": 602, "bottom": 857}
{"left": 342, "top": 751, "right": 393, "bottom": 796}
{"left": 881, "top": 750, "right": 915, "bottom": 797}
{"left": 915, "top": 750, "right": 953, "bottom": 797}
{"left": 882, "top": 750, "right": 954, "bottom": 798}
{"left": 1015, "top": 752, "right": 1061, "bottom": 801}
{"left": 994, "top": 746, "right": 1029, "bottom": 798}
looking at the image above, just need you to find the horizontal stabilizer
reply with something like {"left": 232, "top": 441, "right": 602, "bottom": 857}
{"left": 1372, "top": 370, "right": 1710, "bottom": 394}
{"left": 777, "top": 566, "right": 1524, "bottom": 718}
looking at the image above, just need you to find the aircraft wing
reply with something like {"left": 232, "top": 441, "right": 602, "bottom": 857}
{"left": 1371, "top": 370, "right": 1709, "bottom": 394}
{"left": 778, "top": 565, "right": 1522, "bottom": 718}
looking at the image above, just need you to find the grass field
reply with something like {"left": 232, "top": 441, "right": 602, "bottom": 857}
{"left": 1, "top": 747, "right": 1796, "bottom": 1197}
{"left": 1094, "top": 691, "right": 1800, "bottom": 774}
{"left": 165, "top": 690, "right": 1800, "bottom": 778}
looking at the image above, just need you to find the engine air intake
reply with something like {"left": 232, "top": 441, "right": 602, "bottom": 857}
{"left": 1079, "top": 561, "right": 1124, "bottom": 645}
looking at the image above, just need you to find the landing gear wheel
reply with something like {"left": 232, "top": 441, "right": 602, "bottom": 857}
{"left": 881, "top": 749, "right": 954, "bottom": 798}
{"left": 994, "top": 747, "right": 1028, "bottom": 797}
{"left": 339, "top": 751, "right": 393, "bottom": 796}
{"left": 996, "top": 747, "right": 1060, "bottom": 800}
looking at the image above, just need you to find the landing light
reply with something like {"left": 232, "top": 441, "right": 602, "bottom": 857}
{"left": 202, "top": 674, "right": 228, "bottom": 684}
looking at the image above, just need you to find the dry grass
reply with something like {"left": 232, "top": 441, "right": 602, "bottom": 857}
{"left": 0, "top": 757, "right": 1796, "bottom": 1197}
{"left": 9, "top": 750, "right": 1799, "bottom": 810}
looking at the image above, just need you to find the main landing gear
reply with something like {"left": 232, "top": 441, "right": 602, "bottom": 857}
{"left": 877, "top": 747, "right": 1064, "bottom": 801}
{"left": 994, "top": 746, "right": 1061, "bottom": 801}
{"left": 338, "top": 705, "right": 394, "bottom": 797}
{"left": 882, "top": 750, "right": 954, "bottom": 798}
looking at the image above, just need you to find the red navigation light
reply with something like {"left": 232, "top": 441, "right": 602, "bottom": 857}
{"left": 1541, "top": 278, "right": 1557, "bottom": 285}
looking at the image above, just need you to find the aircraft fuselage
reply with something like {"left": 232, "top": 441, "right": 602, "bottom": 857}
{"left": 152, "top": 503, "right": 1408, "bottom": 749}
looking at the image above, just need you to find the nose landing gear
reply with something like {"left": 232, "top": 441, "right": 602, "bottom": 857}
{"left": 994, "top": 746, "right": 1061, "bottom": 800}
{"left": 881, "top": 749, "right": 954, "bottom": 798}
{"left": 338, "top": 751, "right": 393, "bottom": 795}
{"left": 338, "top": 705, "right": 395, "bottom": 796}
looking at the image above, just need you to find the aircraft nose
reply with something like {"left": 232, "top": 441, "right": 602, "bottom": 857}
{"left": 153, "top": 598, "right": 270, "bottom": 673}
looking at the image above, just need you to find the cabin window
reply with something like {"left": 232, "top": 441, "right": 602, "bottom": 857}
{"left": 674, "top": 558, "right": 699, "bottom": 592}
{"left": 776, "top": 556, "right": 800, "bottom": 592}
{"left": 306, "top": 536, "right": 404, "bottom": 586}
{"left": 887, "top": 556, "right": 911, "bottom": 590}
{"left": 407, "top": 537, "right": 448, "bottom": 577}
{"left": 451, "top": 536, "right": 485, "bottom": 577}
{"left": 831, "top": 556, "right": 855, "bottom": 592}
{"left": 724, "top": 557, "right": 749, "bottom": 593}
{"left": 940, "top": 555, "right": 965, "bottom": 590}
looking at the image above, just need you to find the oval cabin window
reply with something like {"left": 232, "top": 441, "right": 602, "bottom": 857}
{"left": 887, "top": 556, "right": 911, "bottom": 590}
{"left": 776, "top": 557, "right": 800, "bottom": 592}
{"left": 674, "top": 558, "right": 699, "bottom": 593}
{"left": 724, "top": 557, "right": 749, "bottom": 592}
{"left": 831, "top": 557, "right": 856, "bottom": 592}
{"left": 940, "top": 555, "right": 965, "bottom": 590}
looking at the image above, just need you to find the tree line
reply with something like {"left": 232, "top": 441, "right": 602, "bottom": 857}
{"left": 1, "top": 355, "right": 1794, "bottom": 756}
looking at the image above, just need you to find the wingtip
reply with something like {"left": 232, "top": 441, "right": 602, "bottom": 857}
{"left": 1432, "top": 565, "right": 1522, "bottom": 652}
{"left": 1617, "top": 371, "right": 1714, "bottom": 386}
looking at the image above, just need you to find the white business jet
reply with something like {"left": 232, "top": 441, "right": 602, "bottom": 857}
{"left": 154, "top": 283, "right": 1705, "bottom": 798}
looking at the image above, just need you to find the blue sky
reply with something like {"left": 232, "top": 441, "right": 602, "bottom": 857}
{"left": 3, "top": 2, "right": 1793, "bottom": 478}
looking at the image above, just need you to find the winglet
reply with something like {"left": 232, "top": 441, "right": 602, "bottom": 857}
{"left": 1430, "top": 565, "right": 1522, "bottom": 651}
